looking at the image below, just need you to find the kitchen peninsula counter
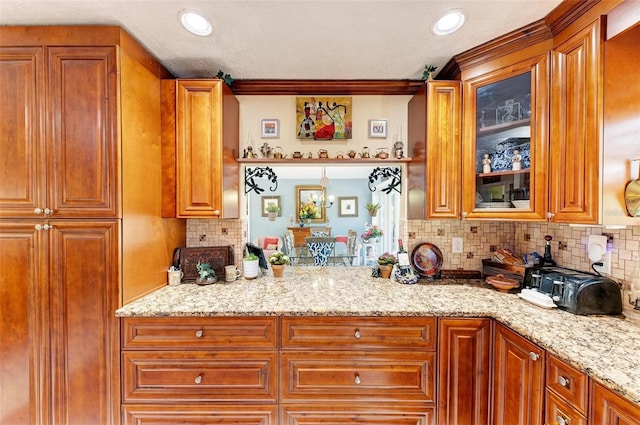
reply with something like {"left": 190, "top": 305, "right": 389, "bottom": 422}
{"left": 116, "top": 267, "right": 640, "bottom": 406}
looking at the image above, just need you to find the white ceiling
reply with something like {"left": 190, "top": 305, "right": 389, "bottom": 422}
{"left": 0, "top": 0, "right": 562, "bottom": 80}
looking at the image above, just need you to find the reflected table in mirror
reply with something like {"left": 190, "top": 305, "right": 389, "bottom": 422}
{"left": 289, "top": 242, "right": 356, "bottom": 266}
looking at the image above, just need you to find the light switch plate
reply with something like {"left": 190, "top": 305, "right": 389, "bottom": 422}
{"left": 452, "top": 237, "right": 463, "bottom": 254}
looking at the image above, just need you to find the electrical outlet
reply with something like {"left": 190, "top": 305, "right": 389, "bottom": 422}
{"left": 452, "top": 237, "right": 463, "bottom": 253}
{"left": 592, "top": 251, "right": 612, "bottom": 274}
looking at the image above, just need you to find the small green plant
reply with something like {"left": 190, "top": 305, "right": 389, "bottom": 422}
{"left": 421, "top": 65, "right": 438, "bottom": 80}
{"left": 268, "top": 251, "right": 290, "bottom": 265}
{"left": 244, "top": 253, "right": 258, "bottom": 261}
{"left": 378, "top": 252, "right": 397, "bottom": 266}
{"left": 196, "top": 261, "right": 215, "bottom": 279}
{"left": 216, "top": 70, "right": 234, "bottom": 86}
{"left": 364, "top": 202, "right": 381, "bottom": 212}
{"left": 266, "top": 203, "right": 280, "bottom": 213}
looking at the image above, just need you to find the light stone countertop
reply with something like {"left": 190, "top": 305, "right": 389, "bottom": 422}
{"left": 116, "top": 266, "right": 640, "bottom": 406}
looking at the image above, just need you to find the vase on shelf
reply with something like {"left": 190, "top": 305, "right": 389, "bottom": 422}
{"left": 299, "top": 218, "right": 311, "bottom": 227}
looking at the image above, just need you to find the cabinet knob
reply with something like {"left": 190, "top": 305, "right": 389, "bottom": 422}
{"left": 556, "top": 414, "right": 570, "bottom": 425}
{"left": 194, "top": 374, "right": 202, "bottom": 384}
{"left": 547, "top": 212, "right": 555, "bottom": 221}
{"left": 529, "top": 352, "right": 540, "bottom": 361}
{"left": 461, "top": 212, "right": 468, "bottom": 218}
{"left": 34, "top": 224, "right": 52, "bottom": 231}
{"left": 34, "top": 207, "right": 53, "bottom": 215}
{"left": 557, "top": 375, "right": 570, "bottom": 388}
{"left": 354, "top": 374, "right": 361, "bottom": 385}
{"left": 354, "top": 329, "right": 361, "bottom": 339}
{"left": 213, "top": 210, "right": 221, "bottom": 216}
{"left": 195, "top": 330, "right": 204, "bottom": 338}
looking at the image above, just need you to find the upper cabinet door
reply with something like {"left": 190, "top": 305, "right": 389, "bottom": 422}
{"left": 47, "top": 47, "right": 119, "bottom": 218}
{"left": 549, "top": 18, "right": 604, "bottom": 224}
{"left": 0, "top": 47, "right": 45, "bottom": 218}
{"left": 462, "top": 54, "right": 549, "bottom": 220}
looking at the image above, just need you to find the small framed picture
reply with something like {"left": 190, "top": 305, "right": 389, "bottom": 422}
{"left": 368, "top": 119, "right": 388, "bottom": 138}
{"left": 261, "top": 195, "right": 281, "bottom": 217}
{"left": 338, "top": 197, "right": 358, "bottom": 217}
{"left": 261, "top": 119, "right": 279, "bottom": 138}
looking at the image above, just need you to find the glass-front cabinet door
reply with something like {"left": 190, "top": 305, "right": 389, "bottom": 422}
{"left": 462, "top": 54, "right": 549, "bottom": 220}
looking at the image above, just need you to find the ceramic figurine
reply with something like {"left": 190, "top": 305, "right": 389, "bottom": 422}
{"left": 482, "top": 153, "right": 492, "bottom": 173}
{"left": 512, "top": 149, "right": 522, "bottom": 170}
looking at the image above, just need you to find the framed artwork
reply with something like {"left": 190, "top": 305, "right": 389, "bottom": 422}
{"left": 261, "top": 119, "right": 279, "bottom": 138}
{"left": 338, "top": 197, "right": 358, "bottom": 217}
{"left": 295, "top": 97, "right": 352, "bottom": 140}
{"left": 368, "top": 119, "right": 388, "bottom": 138}
{"left": 261, "top": 195, "right": 281, "bottom": 217}
{"left": 296, "top": 185, "right": 326, "bottom": 223}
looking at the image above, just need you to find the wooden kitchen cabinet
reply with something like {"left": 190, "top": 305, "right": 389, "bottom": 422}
{"left": 121, "top": 317, "right": 278, "bottom": 424}
{"left": 545, "top": 354, "right": 589, "bottom": 425}
{"left": 437, "top": 318, "right": 491, "bottom": 425}
{"left": 590, "top": 381, "right": 640, "bottom": 425}
{"left": 161, "top": 79, "right": 240, "bottom": 218}
{"left": 549, "top": 17, "right": 604, "bottom": 224}
{"left": 407, "top": 81, "right": 462, "bottom": 219}
{"left": 461, "top": 53, "right": 549, "bottom": 221}
{"left": 493, "top": 323, "right": 545, "bottom": 425}
{"left": 0, "top": 45, "right": 118, "bottom": 218}
{"left": 0, "top": 220, "right": 119, "bottom": 425}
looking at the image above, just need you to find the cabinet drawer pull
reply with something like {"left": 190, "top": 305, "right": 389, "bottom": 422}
{"left": 354, "top": 374, "right": 361, "bottom": 385}
{"left": 529, "top": 352, "right": 540, "bottom": 361}
{"left": 194, "top": 374, "right": 202, "bottom": 384}
{"left": 195, "top": 330, "right": 204, "bottom": 338}
{"left": 354, "top": 329, "right": 361, "bottom": 339}
{"left": 557, "top": 375, "right": 570, "bottom": 388}
{"left": 35, "top": 224, "right": 53, "bottom": 231}
{"left": 556, "top": 414, "right": 570, "bottom": 425}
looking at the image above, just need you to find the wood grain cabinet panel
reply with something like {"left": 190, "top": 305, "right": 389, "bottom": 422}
{"left": 545, "top": 389, "right": 587, "bottom": 425}
{"left": 493, "top": 323, "right": 545, "bottom": 425}
{"left": 549, "top": 18, "right": 604, "bottom": 224}
{"left": 590, "top": 381, "right": 640, "bottom": 425}
{"left": 280, "top": 316, "right": 436, "bottom": 350}
{"left": 123, "top": 404, "right": 277, "bottom": 425}
{"left": 546, "top": 354, "right": 588, "bottom": 415}
{"left": 123, "top": 317, "right": 277, "bottom": 350}
{"left": 437, "top": 318, "right": 491, "bottom": 425}
{"left": 281, "top": 403, "right": 436, "bottom": 425}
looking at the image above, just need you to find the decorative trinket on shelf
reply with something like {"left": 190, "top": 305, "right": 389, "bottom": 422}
{"left": 482, "top": 154, "right": 492, "bottom": 173}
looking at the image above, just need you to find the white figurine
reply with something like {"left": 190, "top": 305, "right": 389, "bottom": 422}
{"left": 512, "top": 149, "right": 522, "bottom": 171}
{"left": 482, "top": 154, "right": 492, "bottom": 173}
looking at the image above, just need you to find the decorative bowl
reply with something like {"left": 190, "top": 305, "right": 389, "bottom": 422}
{"left": 486, "top": 274, "right": 519, "bottom": 292}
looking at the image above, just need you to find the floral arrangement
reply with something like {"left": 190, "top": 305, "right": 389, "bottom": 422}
{"left": 299, "top": 200, "right": 318, "bottom": 220}
{"left": 361, "top": 224, "right": 383, "bottom": 240}
{"left": 196, "top": 261, "right": 214, "bottom": 279}
{"left": 269, "top": 251, "right": 290, "bottom": 265}
{"left": 377, "top": 252, "right": 397, "bottom": 266}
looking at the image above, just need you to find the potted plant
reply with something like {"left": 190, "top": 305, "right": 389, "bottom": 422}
{"left": 364, "top": 202, "right": 381, "bottom": 217}
{"left": 265, "top": 203, "right": 280, "bottom": 221}
{"left": 243, "top": 253, "right": 260, "bottom": 280}
{"left": 195, "top": 261, "right": 216, "bottom": 285}
{"left": 361, "top": 224, "right": 383, "bottom": 243}
{"left": 377, "top": 252, "right": 397, "bottom": 278}
{"left": 268, "top": 251, "right": 290, "bottom": 277}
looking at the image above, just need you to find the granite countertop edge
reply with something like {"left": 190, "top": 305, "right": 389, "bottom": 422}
{"left": 116, "top": 267, "right": 640, "bottom": 406}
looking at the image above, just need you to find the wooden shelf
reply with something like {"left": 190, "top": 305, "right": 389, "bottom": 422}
{"left": 477, "top": 118, "right": 530, "bottom": 136}
{"left": 477, "top": 168, "right": 530, "bottom": 178}
{"left": 237, "top": 157, "right": 413, "bottom": 164}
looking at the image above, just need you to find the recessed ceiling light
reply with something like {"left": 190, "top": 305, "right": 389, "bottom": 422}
{"left": 431, "top": 9, "right": 466, "bottom": 36}
{"left": 178, "top": 9, "right": 212, "bottom": 36}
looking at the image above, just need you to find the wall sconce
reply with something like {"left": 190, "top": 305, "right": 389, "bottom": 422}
{"left": 311, "top": 193, "right": 335, "bottom": 208}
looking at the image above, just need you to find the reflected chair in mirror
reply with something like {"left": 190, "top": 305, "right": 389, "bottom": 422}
{"left": 252, "top": 236, "right": 283, "bottom": 259}
{"left": 347, "top": 230, "right": 360, "bottom": 266}
{"left": 305, "top": 236, "right": 336, "bottom": 267}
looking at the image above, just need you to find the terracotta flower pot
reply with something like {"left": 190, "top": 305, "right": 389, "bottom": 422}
{"left": 271, "top": 264, "right": 285, "bottom": 277}
{"left": 379, "top": 264, "right": 393, "bottom": 279}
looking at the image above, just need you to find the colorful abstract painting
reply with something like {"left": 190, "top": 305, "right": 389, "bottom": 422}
{"left": 296, "top": 97, "right": 352, "bottom": 140}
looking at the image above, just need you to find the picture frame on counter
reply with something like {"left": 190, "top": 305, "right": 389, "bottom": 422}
{"left": 261, "top": 118, "right": 279, "bottom": 138}
{"left": 368, "top": 119, "right": 387, "bottom": 138}
{"left": 338, "top": 197, "right": 358, "bottom": 217}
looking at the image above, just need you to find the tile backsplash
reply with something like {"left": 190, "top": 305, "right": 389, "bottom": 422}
{"left": 187, "top": 218, "right": 640, "bottom": 318}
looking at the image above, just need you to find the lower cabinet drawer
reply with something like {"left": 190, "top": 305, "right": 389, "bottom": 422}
{"left": 545, "top": 389, "right": 587, "bottom": 425}
{"left": 546, "top": 354, "right": 588, "bottom": 414}
{"left": 281, "top": 403, "right": 435, "bottom": 425}
{"left": 280, "top": 351, "right": 435, "bottom": 403}
{"left": 122, "top": 351, "right": 277, "bottom": 403}
{"left": 122, "top": 404, "right": 277, "bottom": 425}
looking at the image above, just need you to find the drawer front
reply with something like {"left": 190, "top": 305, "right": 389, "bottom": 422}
{"left": 545, "top": 389, "right": 587, "bottom": 425}
{"left": 546, "top": 354, "right": 588, "bottom": 413}
{"left": 122, "top": 351, "right": 277, "bottom": 402}
{"left": 280, "top": 351, "right": 435, "bottom": 402}
{"left": 281, "top": 403, "right": 435, "bottom": 425}
{"left": 281, "top": 316, "right": 436, "bottom": 350}
{"left": 123, "top": 404, "right": 277, "bottom": 425}
{"left": 122, "top": 317, "right": 277, "bottom": 350}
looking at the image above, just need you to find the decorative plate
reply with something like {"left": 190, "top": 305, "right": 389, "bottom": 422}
{"left": 411, "top": 243, "right": 443, "bottom": 277}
